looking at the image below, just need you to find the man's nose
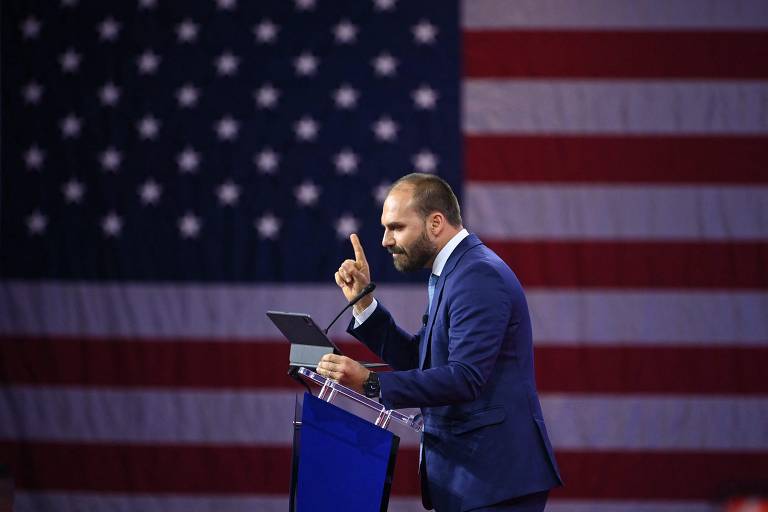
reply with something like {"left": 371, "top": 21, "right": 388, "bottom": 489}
{"left": 382, "top": 231, "right": 393, "bottom": 247}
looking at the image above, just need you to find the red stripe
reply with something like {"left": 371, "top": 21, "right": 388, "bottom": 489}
{"left": 2, "top": 442, "right": 766, "bottom": 499}
{"left": 466, "top": 136, "right": 768, "bottom": 184}
{"left": 3, "top": 337, "right": 768, "bottom": 394}
{"left": 486, "top": 241, "right": 768, "bottom": 289}
{"left": 464, "top": 30, "right": 768, "bottom": 78}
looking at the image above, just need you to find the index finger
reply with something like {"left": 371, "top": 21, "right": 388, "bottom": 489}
{"left": 350, "top": 233, "right": 367, "bottom": 265}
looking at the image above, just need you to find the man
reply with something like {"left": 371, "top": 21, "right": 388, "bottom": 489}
{"left": 317, "top": 173, "right": 562, "bottom": 511}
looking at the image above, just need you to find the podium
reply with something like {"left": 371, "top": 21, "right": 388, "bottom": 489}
{"left": 290, "top": 367, "right": 423, "bottom": 512}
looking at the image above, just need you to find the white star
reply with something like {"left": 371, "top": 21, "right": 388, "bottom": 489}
{"left": 253, "top": 20, "right": 279, "bottom": 43}
{"left": 139, "top": 178, "right": 162, "bottom": 205}
{"left": 62, "top": 178, "right": 85, "bottom": 204}
{"left": 294, "top": 116, "right": 319, "bottom": 141}
{"left": 412, "top": 20, "right": 438, "bottom": 44}
{"left": 101, "top": 211, "right": 123, "bottom": 237}
{"left": 21, "top": 16, "right": 42, "bottom": 39}
{"left": 137, "top": 115, "right": 160, "bottom": 140}
{"left": 214, "top": 115, "right": 239, "bottom": 140}
{"left": 254, "top": 84, "right": 280, "bottom": 109}
{"left": 215, "top": 51, "right": 239, "bottom": 76}
{"left": 99, "top": 82, "right": 121, "bottom": 106}
{"left": 372, "top": 52, "right": 398, "bottom": 77}
{"left": 333, "top": 149, "right": 359, "bottom": 175}
{"left": 26, "top": 210, "right": 47, "bottom": 235}
{"left": 216, "top": 180, "right": 241, "bottom": 206}
{"left": 24, "top": 145, "right": 45, "bottom": 170}
{"left": 100, "top": 146, "right": 122, "bottom": 172}
{"left": 216, "top": 0, "right": 237, "bottom": 10}
{"left": 373, "top": 181, "right": 391, "bottom": 204}
{"left": 333, "top": 84, "right": 358, "bottom": 109}
{"left": 22, "top": 81, "right": 44, "bottom": 104}
{"left": 177, "top": 147, "right": 200, "bottom": 173}
{"left": 137, "top": 49, "right": 160, "bottom": 74}
{"left": 294, "top": 52, "right": 318, "bottom": 76}
{"left": 176, "top": 19, "right": 199, "bottom": 43}
{"left": 372, "top": 116, "right": 398, "bottom": 142}
{"left": 176, "top": 83, "right": 200, "bottom": 108}
{"left": 178, "top": 212, "right": 201, "bottom": 239}
{"left": 413, "top": 149, "right": 438, "bottom": 173}
{"left": 333, "top": 20, "right": 357, "bottom": 44}
{"left": 59, "top": 48, "right": 81, "bottom": 73}
{"left": 254, "top": 148, "right": 279, "bottom": 174}
{"left": 60, "top": 114, "right": 82, "bottom": 138}
{"left": 97, "top": 16, "right": 121, "bottom": 41}
{"left": 61, "top": 0, "right": 78, "bottom": 7}
{"left": 295, "top": 0, "right": 316, "bottom": 10}
{"left": 138, "top": 0, "right": 157, "bottom": 9}
{"left": 255, "top": 212, "right": 281, "bottom": 240}
{"left": 373, "top": 0, "right": 396, "bottom": 11}
{"left": 294, "top": 180, "right": 321, "bottom": 206}
{"left": 412, "top": 84, "right": 438, "bottom": 110}
{"left": 335, "top": 214, "right": 360, "bottom": 239}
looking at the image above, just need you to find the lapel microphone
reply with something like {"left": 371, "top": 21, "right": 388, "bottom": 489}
{"left": 324, "top": 282, "right": 377, "bottom": 334}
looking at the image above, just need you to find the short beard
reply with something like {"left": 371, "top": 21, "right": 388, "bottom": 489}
{"left": 390, "top": 228, "right": 436, "bottom": 273}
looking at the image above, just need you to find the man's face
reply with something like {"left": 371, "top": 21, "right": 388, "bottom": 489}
{"left": 380, "top": 186, "right": 437, "bottom": 272}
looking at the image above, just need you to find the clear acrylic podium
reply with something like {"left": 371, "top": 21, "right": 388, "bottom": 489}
{"left": 290, "top": 367, "right": 423, "bottom": 512}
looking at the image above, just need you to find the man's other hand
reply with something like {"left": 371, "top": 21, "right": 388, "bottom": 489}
{"left": 334, "top": 233, "right": 373, "bottom": 313}
{"left": 316, "top": 354, "right": 369, "bottom": 393}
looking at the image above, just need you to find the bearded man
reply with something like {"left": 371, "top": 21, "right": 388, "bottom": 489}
{"left": 317, "top": 173, "right": 562, "bottom": 512}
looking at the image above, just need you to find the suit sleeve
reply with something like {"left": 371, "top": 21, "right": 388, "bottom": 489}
{"left": 377, "top": 261, "right": 514, "bottom": 409}
{"left": 347, "top": 302, "right": 422, "bottom": 371}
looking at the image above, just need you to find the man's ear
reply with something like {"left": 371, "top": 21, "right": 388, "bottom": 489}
{"left": 428, "top": 212, "right": 444, "bottom": 236}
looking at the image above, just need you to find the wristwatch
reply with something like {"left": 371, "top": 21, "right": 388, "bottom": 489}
{"left": 362, "top": 371, "right": 381, "bottom": 398}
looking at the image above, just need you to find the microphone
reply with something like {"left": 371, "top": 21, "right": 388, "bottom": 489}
{"left": 324, "top": 282, "right": 377, "bottom": 335}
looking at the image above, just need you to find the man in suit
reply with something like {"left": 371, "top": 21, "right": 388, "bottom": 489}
{"left": 317, "top": 173, "right": 562, "bottom": 511}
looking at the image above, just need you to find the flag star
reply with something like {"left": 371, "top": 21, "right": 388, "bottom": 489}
{"left": 62, "top": 178, "right": 85, "bottom": 204}
{"left": 412, "top": 84, "right": 438, "bottom": 109}
{"left": 254, "top": 84, "right": 280, "bottom": 109}
{"left": 137, "top": 49, "right": 160, "bottom": 74}
{"left": 177, "top": 147, "right": 201, "bottom": 173}
{"left": 176, "top": 83, "right": 200, "bottom": 108}
{"left": 100, "top": 146, "right": 123, "bottom": 172}
{"left": 214, "top": 115, "right": 240, "bottom": 140}
{"left": 335, "top": 214, "right": 360, "bottom": 239}
{"left": 333, "top": 84, "right": 358, "bottom": 109}
{"left": 333, "top": 20, "right": 357, "bottom": 44}
{"left": 413, "top": 149, "right": 438, "bottom": 173}
{"left": 373, "top": 0, "right": 396, "bottom": 11}
{"left": 26, "top": 210, "right": 48, "bottom": 235}
{"left": 99, "top": 82, "right": 121, "bottom": 106}
{"left": 215, "top": 51, "right": 239, "bottom": 76}
{"left": 22, "top": 81, "right": 44, "bottom": 104}
{"left": 253, "top": 19, "right": 279, "bottom": 43}
{"left": 372, "top": 116, "right": 398, "bottom": 142}
{"left": 101, "top": 211, "right": 123, "bottom": 237}
{"left": 138, "top": 0, "right": 157, "bottom": 9}
{"left": 255, "top": 212, "right": 281, "bottom": 240}
{"left": 294, "top": 52, "right": 318, "bottom": 76}
{"left": 178, "top": 212, "right": 201, "bottom": 239}
{"left": 412, "top": 20, "right": 438, "bottom": 44}
{"left": 333, "top": 149, "right": 359, "bottom": 175}
{"left": 138, "top": 178, "right": 162, "bottom": 205}
{"left": 60, "top": 114, "right": 82, "bottom": 138}
{"left": 62, "top": 0, "right": 78, "bottom": 7}
{"left": 294, "top": 180, "right": 321, "bottom": 206}
{"left": 216, "top": 0, "right": 237, "bottom": 10}
{"left": 59, "top": 48, "right": 81, "bottom": 73}
{"left": 176, "top": 19, "right": 199, "bottom": 43}
{"left": 216, "top": 180, "right": 241, "bottom": 206}
{"left": 21, "top": 16, "right": 42, "bottom": 39}
{"left": 137, "top": 115, "right": 160, "bottom": 140}
{"left": 294, "top": 116, "right": 319, "bottom": 141}
{"left": 97, "top": 16, "right": 121, "bottom": 41}
{"left": 294, "top": 0, "right": 316, "bottom": 11}
{"left": 372, "top": 52, "right": 398, "bottom": 77}
{"left": 254, "top": 148, "right": 279, "bottom": 174}
{"left": 373, "top": 181, "right": 391, "bottom": 204}
{"left": 24, "top": 144, "right": 45, "bottom": 170}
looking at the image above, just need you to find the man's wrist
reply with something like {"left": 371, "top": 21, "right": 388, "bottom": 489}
{"left": 353, "top": 295, "right": 373, "bottom": 315}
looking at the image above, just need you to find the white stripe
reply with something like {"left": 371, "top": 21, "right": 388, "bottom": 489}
{"left": 3, "top": 388, "right": 767, "bottom": 451}
{"left": 464, "top": 80, "right": 768, "bottom": 135}
{"left": 2, "top": 282, "right": 767, "bottom": 344}
{"left": 462, "top": 0, "right": 768, "bottom": 29}
{"left": 465, "top": 184, "right": 768, "bottom": 240}
{"left": 12, "top": 493, "right": 722, "bottom": 512}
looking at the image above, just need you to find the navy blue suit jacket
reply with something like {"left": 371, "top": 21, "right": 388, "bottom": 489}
{"left": 348, "top": 234, "right": 562, "bottom": 511}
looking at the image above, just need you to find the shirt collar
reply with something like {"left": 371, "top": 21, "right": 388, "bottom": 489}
{"left": 431, "top": 228, "right": 469, "bottom": 277}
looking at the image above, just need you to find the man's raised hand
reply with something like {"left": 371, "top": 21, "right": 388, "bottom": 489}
{"left": 334, "top": 233, "right": 372, "bottom": 311}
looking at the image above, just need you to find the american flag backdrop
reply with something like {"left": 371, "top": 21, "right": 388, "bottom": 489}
{"left": 1, "top": 0, "right": 768, "bottom": 511}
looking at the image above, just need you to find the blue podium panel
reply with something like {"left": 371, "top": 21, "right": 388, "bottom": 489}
{"left": 298, "top": 393, "right": 399, "bottom": 512}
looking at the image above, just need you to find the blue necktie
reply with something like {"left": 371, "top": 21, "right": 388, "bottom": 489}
{"left": 428, "top": 273, "right": 438, "bottom": 309}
